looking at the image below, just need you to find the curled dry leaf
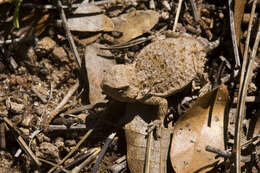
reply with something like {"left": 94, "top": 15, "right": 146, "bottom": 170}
{"left": 84, "top": 43, "right": 116, "bottom": 104}
{"left": 64, "top": 3, "right": 114, "bottom": 32}
{"left": 170, "top": 85, "right": 229, "bottom": 173}
{"left": 111, "top": 10, "right": 159, "bottom": 44}
{"left": 124, "top": 103, "right": 172, "bottom": 173}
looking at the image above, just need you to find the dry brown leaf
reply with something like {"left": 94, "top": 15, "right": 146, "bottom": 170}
{"left": 34, "top": 12, "right": 50, "bottom": 37}
{"left": 64, "top": 4, "right": 113, "bottom": 32}
{"left": 111, "top": 10, "right": 159, "bottom": 44}
{"left": 12, "top": 9, "right": 50, "bottom": 37}
{"left": 170, "top": 85, "right": 229, "bottom": 173}
{"left": 84, "top": 43, "right": 116, "bottom": 104}
{"left": 124, "top": 103, "right": 172, "bottom": 173}
{"left": 66, "top": 14, "right": 114, "bottom": 32}
{"left": 73, "top": 1, "right": 103, "bottom": 14}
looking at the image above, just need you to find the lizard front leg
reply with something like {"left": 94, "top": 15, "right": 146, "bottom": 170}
{"left": 139, "top": 96, "right": 168, "bottom": 139}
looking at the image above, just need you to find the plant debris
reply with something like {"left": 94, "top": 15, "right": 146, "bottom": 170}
{"left": 0, "top": 0, "right": 259, "bottom": 172}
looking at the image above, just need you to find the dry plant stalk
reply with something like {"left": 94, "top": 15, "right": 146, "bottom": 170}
{"left": 47, "top": 128, "right": 94, "bottom": 173}
{"left": 233, "top": 0, "right": 258, "bottom": 172}
{"left": 3, "top": 117, "right": 42, "bottom": 166}
{"left": 41, "top": 80, "right": 79, "bottom": 130}
{"left": 173, "top": 0, "right": 183, "bottom": 32}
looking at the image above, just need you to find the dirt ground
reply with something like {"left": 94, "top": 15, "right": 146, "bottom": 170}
{"left": 0, "top": 0, "right": 259, "bottom": 172}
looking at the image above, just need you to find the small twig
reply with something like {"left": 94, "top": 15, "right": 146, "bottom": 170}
{"left": 31, "top": 86, "right": 47, "bottom": 103}
{"left": 41, "top": 80, "right": 79, "bottom": 130}
{"left": 47, "top": 124, "right": 87, "bottom": 131}
{"left": 233, "top": 0, "right": 260, "bottom": 173}
{"left": 205, "top": 145, "right": 252, "bottom": 163}
{"left": 233, "top": 1, "right": 258, "bottom": 172}
{"left": 56, "top": 0, "right": 81, "bottom": 68}
{"left": 233, "top": 96, "right": 260, "bottom": 103}
{"left": 60, "top": 102, "right": 106, "bottom": 117}
{"left": 173, "top": 0, "right": 183, "bottom": 32}
{"left": 241, "top": 135, "right": 260, "bottom": 150}
{"left": 22, "top": 3, "right": 81, "bottom": 9}
{"left": 3, "top": 117, "right": 42, "bottom": 166}
{"left": 108, "top": 156, "right": 127, "bottom": 173}
{"left": 53, "top": 150, "right": 96, "bottom": 173}
{"left": 48, "top": 128, "right": 94, "bottom": 173}
{"left": 220, "top": 69, "right": 239, "bottom": 83}
{"left": 206, "top": 145, "right": 232, "bottom": 158}
{"left": 71, "top": 148, "right": 101, "bottom": 173}
{"left": 228, "top": 0, "right": 241, "bottom": 68}
{"left": 0, "top": 38, "right": 23, "bottom": 45}
{"left": 92, "top": 133, "right": 116, "bottom": 173}
{"left": 0, "top": 122, "right": 6, "bottom": 148}
{"left": 219, "top": 55, "right": 232, "bottom": 70}
{"left": 0, "top": 36, "right": 36, "bottom": 45}
{"left": 144, "top": 125, "right": 155, "bottom": 173}
{"left": 39, "top": 159, "right": 70, "bottom": 173}
{"left": 188, "top": 0, "right": 199, "bottom": 22}
{"left": 149, "top": 0, "right": 155, "bottom": 9}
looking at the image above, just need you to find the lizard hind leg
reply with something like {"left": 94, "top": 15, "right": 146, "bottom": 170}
{"left": 140, "top": 96, "right": 168, "bottom": 139}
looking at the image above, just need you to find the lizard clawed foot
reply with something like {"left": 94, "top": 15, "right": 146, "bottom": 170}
{"left": 147, "top": 120, "right": 162, "bottom": 140}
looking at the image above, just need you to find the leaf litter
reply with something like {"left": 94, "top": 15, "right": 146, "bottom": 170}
{"left": 170, "top": 85, "right": 229, "bottom": 173}
{"left": 0, "top": 0, "right": 259, "bottom": 173}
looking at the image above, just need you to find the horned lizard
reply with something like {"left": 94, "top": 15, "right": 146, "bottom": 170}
{"left": 101, "top": 33, "right": 219, "bottom": 137}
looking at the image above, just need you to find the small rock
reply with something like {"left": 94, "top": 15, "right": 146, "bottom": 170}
{"left": 5, "top": 99, "right": 24, "bottom": 114}
{"left": 36, "top": 133, "right": 51, "bottom": 143}
{"left": 35, "top": 37, "right": 56, "bottom": 56}
{"left": 52, "top": 47, "right": 68, "bottom": 63}
{"left": 65, "top": 139, "right": 76, "bottom": 147}
{"left": 55, "top": 137, "right": 64, "bottom": 150}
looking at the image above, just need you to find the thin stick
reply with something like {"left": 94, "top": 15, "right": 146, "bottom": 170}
{"left": 92, "top": 133, "right": 116, "bottom": 173}
{"left": 228, "top": 0, "right": 241, "bottom": 68}
{"left": 71, "top": 148, "right": 101, "bottom": 173}
{"left": 0, "top": 122, "right": 6, "bottom": 148}
{"left": 3, "top": 117, "right": 42, "bottom": 166}
{"left": 144, "top": 126, "right": 154, "bottom": 173}
{"left": 233, "top": 0, "right": 258, "bottom": 172}
{"left": 56, "top": 0, "right": 81, "bottom": 68}
{"left": 47, "top": 124, "right": 87, "bottom": 131}
{"left": 22, "top": 3, "right": 81, "bottom": 9}
{"left": 41, "top": 80, "right": 79, "bottom": 130}
{"left": 47, "top": 128, "right": 94, "bottom": 173}
{"left": 60, "top": 102, "right": 106, "bottom": 117}
{"left": 234, "top": 20, "right": 259, "bottom": 173}
{"left": 206, "top": 145, "right": 232, "bottom": 158}
{"left": 189, "top": 0, "right": 199, "bottom": 22}
{"left": 53, "top": 149, "right": 96, "bottom": 173}
{"left": 31, "top": 86, "right": 47, "bottom": 103}
{"left": 173, "top": 0, "right": 183, "bottom": 32}
{"left": 39, "top": 159, "right": 70, "bottom": 173}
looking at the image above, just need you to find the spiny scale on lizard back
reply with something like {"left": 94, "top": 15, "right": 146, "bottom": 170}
{"left": 135, "top": 34, "right": 207, "bottom": 95}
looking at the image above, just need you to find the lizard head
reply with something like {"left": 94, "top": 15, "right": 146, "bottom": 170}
{"left": 101, "top": 64, "right": 139, "bottom": 102}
